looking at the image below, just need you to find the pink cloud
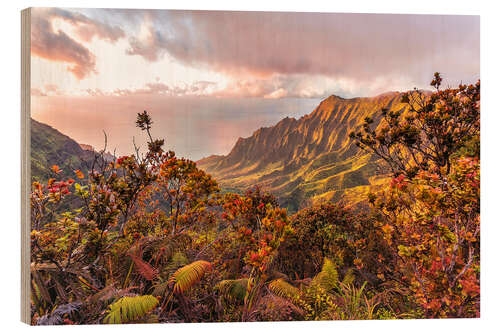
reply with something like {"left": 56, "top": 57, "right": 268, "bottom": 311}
{"left": 80, "top": 80, "right": 218, "bottom": 97}
{"left": 31, "top": 8, "right": 125, "bottom": 79}
{"left": 30, "top": 84, "right": 65, "bottom": 97}
{"left": 125, "top": 11, "right": 479, "bottom": 89}
{"left": 49, "top": 8, "right": 125, "bottom": 42}
{"left": 126, "top": 27, "right": 166, "bottom": 62}
{"left": 264, "top": 88, "right": 288, "bottom": 99}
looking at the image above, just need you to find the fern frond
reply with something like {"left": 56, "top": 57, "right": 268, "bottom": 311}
{"left": 129, "top": 254, "right": 159, "bottom": 281}
{"left": 268, "top": 278, "right": 300, "bottom": 300}
{"left": 169, "top": 260, "right": 212, "bottom": 294}
{"left": 342, "top": 268, "right": 355, "bottom": 286}
{"left": 337, "top": 281, "right": 375, "bottom": 320}
{"left": 215, "top": 278, "right": 249, "bottom": 302}
{"left": 103, "top": 295, "right": 159, "bottom": 324}
{"left": 311, "top": 258, "right": 338, "bottom": 292}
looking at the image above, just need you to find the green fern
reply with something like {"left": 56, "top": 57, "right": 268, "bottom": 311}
{"left": 169, "top": 260, "right": 212, "bottom": 294}
{"left": 103, "top": 295, "right": 159, "bottom": 324}
{"left": 166, "top": 252, "right": 189, "bottom": 271}
{"left": 268, "top": 278, "right": 300, "bottom": 299}
{"left": 337, "top": 281, "right": 378, "bottom": 320}
{"left": 215, "top": 278, "right": 249, "bottom": 302}
{"left": 342, "top": 268, "right": 355, "bottom": 285}
{"left": 311, "top": 258, "right": 338, "bottom": 292}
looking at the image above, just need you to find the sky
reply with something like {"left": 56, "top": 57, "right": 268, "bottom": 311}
{"left": 30, "top": 8, "right": 480, "bottom": 160}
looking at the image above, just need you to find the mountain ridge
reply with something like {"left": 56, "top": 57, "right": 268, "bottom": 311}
{"left": 197, "top": 91, "right": 407, "bottom": 211}
{"left": 31, "top": 91, "right": 407, "bottom": 211}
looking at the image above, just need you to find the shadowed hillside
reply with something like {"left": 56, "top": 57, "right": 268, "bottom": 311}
{"left": 31, "top": 118, "right": 90, "bottom": 182}
{"left": 198, "top": 92, "right": 408, "bottom": 211}
{"left": 30, "top": 118, "right": 111, "bottom": 182}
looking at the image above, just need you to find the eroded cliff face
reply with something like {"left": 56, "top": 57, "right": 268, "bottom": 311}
{"left": 197, "top": 92, "right": 407, "bottom": 211}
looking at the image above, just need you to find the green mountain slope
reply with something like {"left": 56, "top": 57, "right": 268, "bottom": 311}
{"left": 31, "top": 118, "right": 92, "bottom": 182}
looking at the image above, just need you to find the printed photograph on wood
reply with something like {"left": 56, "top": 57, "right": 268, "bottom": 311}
{"left": 27, "top": 8, "right": 480, "bottom": 324}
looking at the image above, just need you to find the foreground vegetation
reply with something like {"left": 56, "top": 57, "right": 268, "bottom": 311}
{"left": 30, "top": 74, "right": 479, "bottom": 324}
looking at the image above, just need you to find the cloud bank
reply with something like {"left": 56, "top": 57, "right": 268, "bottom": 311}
{"left": 31, "top": 9, "right": 479, "bottom": 96}
{"left": 31, "top": 8, "right": 125, "bottom": 79}
{"left": 124, "top": 11, "right": 479, "bottom": 88}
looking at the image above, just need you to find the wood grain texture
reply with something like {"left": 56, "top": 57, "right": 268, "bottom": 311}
{"left": 21, "top": 7, "right": 31, "bottom": 325}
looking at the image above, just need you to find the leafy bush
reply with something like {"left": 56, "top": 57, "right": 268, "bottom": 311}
{"left": 30, "top": 74, "right": 480, "bottom": 324}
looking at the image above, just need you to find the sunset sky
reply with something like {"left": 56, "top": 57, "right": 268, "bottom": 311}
{"left": 30, "top": 8, "right": 480, "bottom": 160}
